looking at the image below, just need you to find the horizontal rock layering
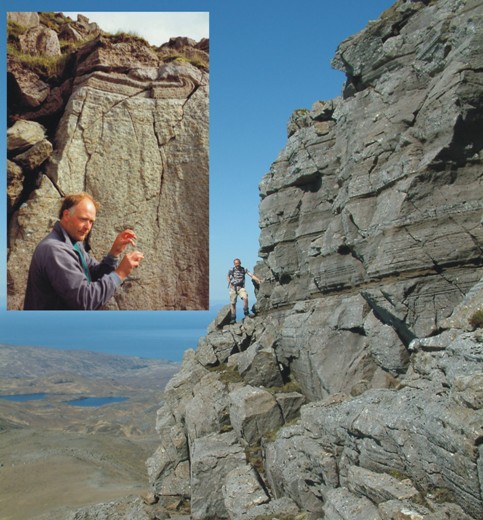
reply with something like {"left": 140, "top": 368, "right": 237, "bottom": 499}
{"left": 148, "top": 1, "right": 482, "bottom": 519}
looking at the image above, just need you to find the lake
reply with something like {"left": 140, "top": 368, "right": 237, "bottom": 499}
{"left": 0, "top": 393, "right": 128, "bottom": 407}
{"left": 64, "top": 396, "right": 129, "bottom": 407}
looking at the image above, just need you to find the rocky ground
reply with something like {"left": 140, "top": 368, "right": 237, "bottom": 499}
{"left": 0, "top": 345, "right": 179, "bottom": 520}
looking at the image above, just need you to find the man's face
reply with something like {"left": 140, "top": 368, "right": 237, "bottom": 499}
{"left": 61, "top": 198, "right": 96, "bottom": 242}
{"left": 234, "top": 259, "right": 241, "bottom": 268}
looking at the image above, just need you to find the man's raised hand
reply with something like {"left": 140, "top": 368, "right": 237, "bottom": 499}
{"left": 109, "top": 229, "right": 137, "bottom": 257}
{"left": 115, "top": 251, "right": 144, "bottom": 280}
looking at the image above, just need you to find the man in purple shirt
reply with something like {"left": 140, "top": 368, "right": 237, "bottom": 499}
{"left": 24, "top": 192, "right": 144, "bottom": 310}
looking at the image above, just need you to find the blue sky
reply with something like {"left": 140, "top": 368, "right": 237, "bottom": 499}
{"left": 1, "top": 0, "right": 395, "bottom": 360}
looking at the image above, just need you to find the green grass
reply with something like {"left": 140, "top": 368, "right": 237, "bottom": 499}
{"left": 469, "top": 309, "right": 483, "bottom": 329}
{"left": 7, "top": 45, "right": 69, "bottom": 79}
{"left": 265, "top": 378, "right": 303, "bottom": 395}
{"left": 208, "top": 364, "right": 243, "bottom": 385}
{"left": 158, "top": 47, "right": 209, "bottom": 71}
{"left": 39, "top": 12, "right": 68, "bottom": 32}
{"left": 105, "top": 30, "right": 150, "bottom": 46}
{"left": 8, "top": 14, "right": 209, "bottom": 78}
{"left": 7, "top": 21, "right": 27, "bottom": 46}
{"left": 245, "top": 444, "right": 265, "bottom": 475}
{"left": 389, "top": 469, "right": 410, "bottom": 481}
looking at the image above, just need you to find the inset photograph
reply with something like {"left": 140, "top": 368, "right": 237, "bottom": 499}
{"left": 7, "top": 11, "right": 209, "bottom": 310}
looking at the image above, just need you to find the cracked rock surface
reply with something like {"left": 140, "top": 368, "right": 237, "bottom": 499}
{"left": 146, "top": 1, "right": 482, "bottom": 519}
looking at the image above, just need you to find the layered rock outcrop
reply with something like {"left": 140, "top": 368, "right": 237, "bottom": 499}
{"left": 147, "top": 1, "right": 483, "bottom": 519}
{"left": 7, "top": 13, "right": 209, "bottom": 310}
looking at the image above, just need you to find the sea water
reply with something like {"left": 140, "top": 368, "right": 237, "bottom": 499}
{"left": 0, "top": 302, "right": 228, "bottom": 362}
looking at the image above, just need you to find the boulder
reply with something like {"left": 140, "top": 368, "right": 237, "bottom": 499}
{"left": 264, "top": 426, "right": 339, "bottom": 514}
{"left": 185, "top": 373, "right": 230, "bottom": 443}
{"left": 59, "top": 23, "right": 83, "bottom": 42}
{"left": 75, "top": 14, "right": 100, "bottom": 36}
{"left": 207, "top": 304, "right": 232, "bottom": 331}
{"left": 195, "top": 335, "right": 219, "bottom": 367}
{"left": 274, "top": 391, "right": 305, "bottom": 422}
{"left": 237, "top": 341, "right": 284, "bottom": 387}
{"left": 19, "top": 25, "right": 61, "bottom": 56}
{"left": 12, "top": 139, "right": 53, "bottom": 171}
{"left": 7, "top": 12, "right": 39, "bottom": 28}
{"left": 190, "top": 432, "right": 246, "bottom": 520}
{"left": 377, "top": 499, "right": 473, "bottom": 520}
{"left": 243, "top": 497, "right": 302, "bottom": 520}
{"left": 7, "top": 160, "right": 24, "bottom": 213}
{"left": 323, "top": 487, "right": 380, "bottom": 520}
{"left": 346, "top": 466, "right": 419, "bottom": 504}
{"left": 229, "top": 385, "right": 284, "bottom": 445}
{"left": 7, "top": 57, "right": 50, "bottom": 108}
{"left": 146, "top": 419, "right": 189, "bottom": 496}
{"left": 203, "top": 330, "right": 239, "bottom": 363}
{"left": 7, "top": 119, "right": 46, "bottom": 153}
{"left": 440, "top": 275, "right": 483, "bottom": 331}
{"left": 163, "top": 36, "right": 198, "bottom": 49}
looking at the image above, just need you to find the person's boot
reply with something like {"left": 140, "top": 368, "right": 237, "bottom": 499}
{"left": 230, "top": 313, "right": 236, "bottom": 324}
{"left": 244, "top": 308, "right": 255, "bottom": 319}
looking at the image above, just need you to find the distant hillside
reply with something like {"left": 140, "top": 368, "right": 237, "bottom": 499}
{"left": 0, "top": 344, "right": 179, "bottom": 387}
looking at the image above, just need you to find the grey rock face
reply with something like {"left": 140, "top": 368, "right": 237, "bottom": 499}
{"left": 265, "top": 331, "right": 483, "bottom": 518}
{"left": 222, "top": 464, "right": 269, "bottom": 520}
{"left": 190, "top": 432, "right": 246, "bottom": 520}
{"left": 147, "top": 316, "right": 305, "bottom": 519}
{"left": 255, "top": 0, "right": 483, "bottom": 397}
{"left": 146, "top": 1, "right": 482, "bottom": 518}
{"left": 237, "top": 340, "right": 284, "bottom": 387}
{"left": 7, "top": 20, "right": 209, "bottom": 310}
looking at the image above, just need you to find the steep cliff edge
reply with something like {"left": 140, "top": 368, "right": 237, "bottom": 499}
{"left": 7, "top": 12, "right": 209, "bottom": 310}
{"left": 146, "top": 1, "right": 482, "bottom": 519}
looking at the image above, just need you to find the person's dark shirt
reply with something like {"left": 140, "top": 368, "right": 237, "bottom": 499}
{"left": 228, "top": 266, "right": 248, "bottom": 287}
{"left": 24, "top": 221, "right": 121, "bottom": 310}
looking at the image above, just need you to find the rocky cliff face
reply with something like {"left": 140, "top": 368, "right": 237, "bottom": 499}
{"left": 7, "top": 12, "right": 209, "bottom": 310}
{"left": 147, "top": 1, "right": 483, "bottom": 519}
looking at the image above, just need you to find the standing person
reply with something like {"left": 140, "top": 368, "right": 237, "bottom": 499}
{"left": 227, "top": 258, "right": 262, "bottom": 324}
{"left": 24, "top": 192, "right": 144, "bottom": 310}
